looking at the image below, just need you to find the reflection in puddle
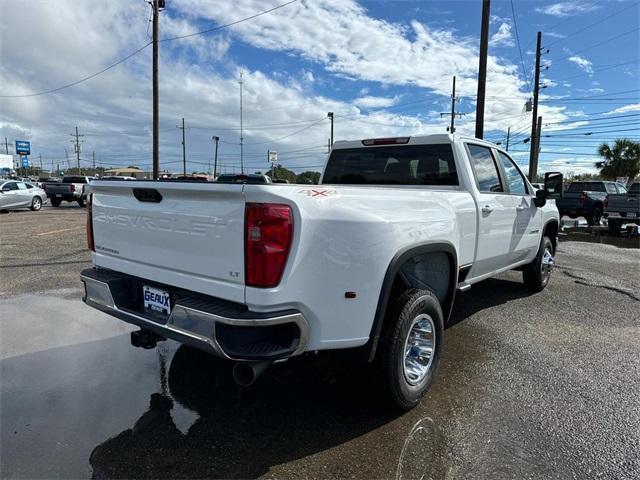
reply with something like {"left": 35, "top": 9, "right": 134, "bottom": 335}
{"left": 396, "top": 417, "right": 443, "bottom": 480}
{"left": 559, "top": 226, "right": 639, "bottom": 249}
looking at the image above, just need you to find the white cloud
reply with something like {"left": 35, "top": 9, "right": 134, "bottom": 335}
{"left": 568, "top": 55, "right": 593, "bottom": 74}
{"left": 588, "top": 88, "right": 604, "bottom": 93}
{"left": 490, "top": 23, "right": 514, "bottom": 47}
{"left": 353, "top": 96, "right": 399, "bottom": 109}
{"left": 604, "top": 103, "right": 640, "bottom": 115}
{"left": 536, "top": 1, "right": 599, "bottom": 17}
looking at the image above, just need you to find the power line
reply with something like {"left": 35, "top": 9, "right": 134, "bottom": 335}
{"left": 509, "top": 0, "right": 531, "bottom": 93}
{"left": 545, "top": 1, "right": 640, "bottom": 48}
{"left": 160, "top": 0, "right": 297, "bottom": 41}
{"left": 554, "top": 26, "right": 640, "bottom": 62}
{"left": 0, "top": 0, "right": 299, "bottom": 98}
{"left": 550, "top": 60, "right": 639, "bottom": 82}
{"left": 0, "top": 43, "right": 152, "bottom": 98}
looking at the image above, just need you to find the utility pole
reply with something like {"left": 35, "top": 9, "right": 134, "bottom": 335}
{"left": 92, "top": 150, "right": 96, "bottom": 175}
{"left": 39, "top": 153, "right": 43, "bottom": 174}
{"left": 70, "top": 126, "right": 84, "bottom": 174}
{"left": 239, "top": 72, "right": 244, "bottom": 174}
{"left": 51, "top": 159, "right": 54, "bottom": 176}
{"left": 328, "top": 112, "right": 334, "bottom": 146}
{"left": 212, "top": 136, "right": 219, "bottom": 179}
{"left": 530, "top": 115, "right": 542, "bottom": 181}
{"left": 440, "top": 76, "right": 466, "bottom": 133}
{"left": 64, "top": 148, "right": 70, "bottom": 170}
{"left": 179, "top": 117, "right": 186, "bottom": 176}
{"left": 151, "top": 0, "right": 162, "bottom": 180}
{"left": 2, "top": 137, "right": 9, "bottom": 154}
{"left": 475, "top": 0, "right": 491, "bottom": 139}
{"left": 505, "top": 126, "right": 511, "bottom": 151}
{"left": 529, "top": 31, "right": 543, "bottom": 181}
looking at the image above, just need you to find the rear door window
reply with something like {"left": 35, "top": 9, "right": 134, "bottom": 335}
{"left": 605, "top": 183, "right": 617, "bottom": 194}
{"left": 16, "top": 182, "right": 27, "bottom": 190}
{"left": 466, "top": 144, "right": 503, "bottom": 193}
{"left": 322, "top": 144, "right": 458, "bottom": 186}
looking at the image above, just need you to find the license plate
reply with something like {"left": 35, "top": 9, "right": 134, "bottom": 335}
{"left": 55, "top": 194, "right": 61, "bottom": 197}
{"left": 626, "top": 213, "right": 637, "bottom": 218}
{"left": 143, "top": 286, "right": 171, "bottom": 315}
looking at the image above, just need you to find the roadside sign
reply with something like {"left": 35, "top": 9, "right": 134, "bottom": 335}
{"left": 268, "top": 150, "right": 278, "bottom": 163}
{"left": 15, "top": 140, "right": 30, "bottom": 155}
{"left": 21, "top": 156, "right": 29, "bottom": 168}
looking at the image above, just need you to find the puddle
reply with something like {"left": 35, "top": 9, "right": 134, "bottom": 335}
{"left": 559, "top": 225, "right": 640, "bottom": 249}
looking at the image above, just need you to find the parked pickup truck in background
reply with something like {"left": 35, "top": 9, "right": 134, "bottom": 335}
{"left": 81, "top": 134, "right": 562, "bottom": 410}
{"left": 605, "top": 182, "right": 640, "bottom": 234}
{"left": 556, "top": 180, "right": 626, "bottom": 225}
{"left": 44, "top": 176, "right": 93, "bottom": 207}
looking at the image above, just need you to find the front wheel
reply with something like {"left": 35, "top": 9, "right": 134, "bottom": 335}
{"left": 587, "top": 207, "right": 602, "bottom": 226}
{"left": 30, "top": 196, "right": 42, "bottom": 211}
{"left": 378, "top": 288, "right": 444, "bottom": 411}
{"left": 608, "top": 219, "right": 621, "bottom": 234}
{"left": 523, "top": 236, "right": 555, "bottom": 293}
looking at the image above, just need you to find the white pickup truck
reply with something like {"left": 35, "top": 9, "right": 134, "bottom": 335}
{"left": 81, "top": 134, "right": 562, "bottom": 410}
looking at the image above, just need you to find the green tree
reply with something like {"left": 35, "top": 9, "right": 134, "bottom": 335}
{"left": 266, "top": 165, "right": 297, "bottom": 183}
{"left": 295, "top": 171, "right": 321, "bottom": 184}
{"left": 596, "top": 138, "right": 639, "bottom": 182}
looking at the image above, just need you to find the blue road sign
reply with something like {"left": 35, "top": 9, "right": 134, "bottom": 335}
{"left": 15, "top": 140, "right": 30, "bottom": 155}
{"left": 21, "top": 156, "right": 29, "bottom": 168}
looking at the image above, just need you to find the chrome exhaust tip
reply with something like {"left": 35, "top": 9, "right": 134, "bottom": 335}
{"left": 232, "top": 361, "right": 271, "bottom": 387}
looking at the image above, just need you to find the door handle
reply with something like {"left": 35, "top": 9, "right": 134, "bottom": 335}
{"left": 481, "top": 205, "right": 493, "bottom": 215}
{"left": 516, "top": 205, "right": 527, "bottom": 211}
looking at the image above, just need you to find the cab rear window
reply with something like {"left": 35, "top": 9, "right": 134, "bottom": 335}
{"left": 323, "top": 144, "right": 458, "bottom": 186}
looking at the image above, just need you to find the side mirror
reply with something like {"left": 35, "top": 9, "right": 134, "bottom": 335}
{"left": 534, "top": 189, "right": 546, "bottom": 208}
{"left": 544, "top": 172, "right": 563, "bottom": 199}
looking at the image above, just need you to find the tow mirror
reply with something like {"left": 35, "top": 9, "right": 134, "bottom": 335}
{"left": 544, "top": 172, "right": 563, "bottom": 199}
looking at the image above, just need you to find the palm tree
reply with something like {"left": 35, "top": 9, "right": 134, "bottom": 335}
{"left": 596, "top": 138, "right": 640, "bottom": 182}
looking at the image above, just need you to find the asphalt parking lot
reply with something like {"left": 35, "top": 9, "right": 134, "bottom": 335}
{"left": 1, "top": 206, "right": 639, "bottom": 479}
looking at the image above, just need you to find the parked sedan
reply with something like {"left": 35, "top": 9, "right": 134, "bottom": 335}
{"left": 0, "top": 180, "right": 47, "bottom": 211}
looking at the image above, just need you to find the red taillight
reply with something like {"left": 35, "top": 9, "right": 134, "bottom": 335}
{"left": 362, "top": 137, "right": 410, "bottom": 146}
{"left": 245, "top": 203, "right": 293, "bottom": 288}
{"left": 86, "top": 193, "right": 95, "bottom": 252}
{"left": 579, "top": 191, "right": 587, "bottom": 206}
{"left": 604, "top": 196, "right": 609, "bottom": 208}
{"left": 70, "top": 184, "right": 75, "bottom": 192}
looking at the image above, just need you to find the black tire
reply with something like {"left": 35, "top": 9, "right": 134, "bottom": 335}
{"left": 523, "top": 236, "right": 555, "bottom": 293}
{"left": 77, "top": 197, "right": 87, "bottom": 208}
{"left": 586, "top": 206, "right": 602, "bottom": 226}
{"left": 50, "top": 198, "right": 62, "bottom": 207}
{"left": 30, "top": 196, "right": 42, "bottom": 211}
{"left": 378, "top": 288, "right": 444, "bottom": 411}
{"left": 608, "top": 219, "right": 621, "bottom": 235}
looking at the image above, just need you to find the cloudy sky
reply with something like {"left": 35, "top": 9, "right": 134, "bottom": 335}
{"left": 1, "top": 0, "right": 638, "bottom": 176}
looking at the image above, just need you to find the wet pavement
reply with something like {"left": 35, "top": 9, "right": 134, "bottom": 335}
{"left": 1, "top": 209, "right": 640, "bottom": 479}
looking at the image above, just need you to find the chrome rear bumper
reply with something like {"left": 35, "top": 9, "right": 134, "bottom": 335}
{"left": 81, "top": 268, "right": 308, "bottom": 361}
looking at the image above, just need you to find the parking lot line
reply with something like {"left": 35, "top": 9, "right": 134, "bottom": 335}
{"left": 36, "top": 226, "right": 85, "bottom": 236}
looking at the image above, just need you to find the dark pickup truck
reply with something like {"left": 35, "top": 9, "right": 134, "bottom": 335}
{"left": 605, "top": 182, "right": 640, "bottom": 233}
{"left": 556, "top": 181, "right": 627, "bottom": 225}
{"left": 44, "top": 176, "right": 93, "bottom": 207}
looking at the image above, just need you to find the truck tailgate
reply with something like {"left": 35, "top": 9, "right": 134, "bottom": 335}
{"left": 90, "top": 181, "right": 246, "bottom": 303}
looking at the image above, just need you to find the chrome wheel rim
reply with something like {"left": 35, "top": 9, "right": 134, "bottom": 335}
{"left": 541, "top": 247, "right": 555, "bottom": 284}
{"left": 403, "top": 314, "right": 436, "bottom": 386}
{"left": 33, "top": 198, "right": 41, "bottom": 209}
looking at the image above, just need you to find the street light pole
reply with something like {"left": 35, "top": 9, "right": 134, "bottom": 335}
{"left": 328, "top": 112, "right": 334, "bottom": 146}
{"left": 212, "top": 136, "right": 219, "bottom": 179}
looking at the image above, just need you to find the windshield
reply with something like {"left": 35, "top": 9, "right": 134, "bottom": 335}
{"left": 323, "top": 144, "right": 458, "bottom": 186}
